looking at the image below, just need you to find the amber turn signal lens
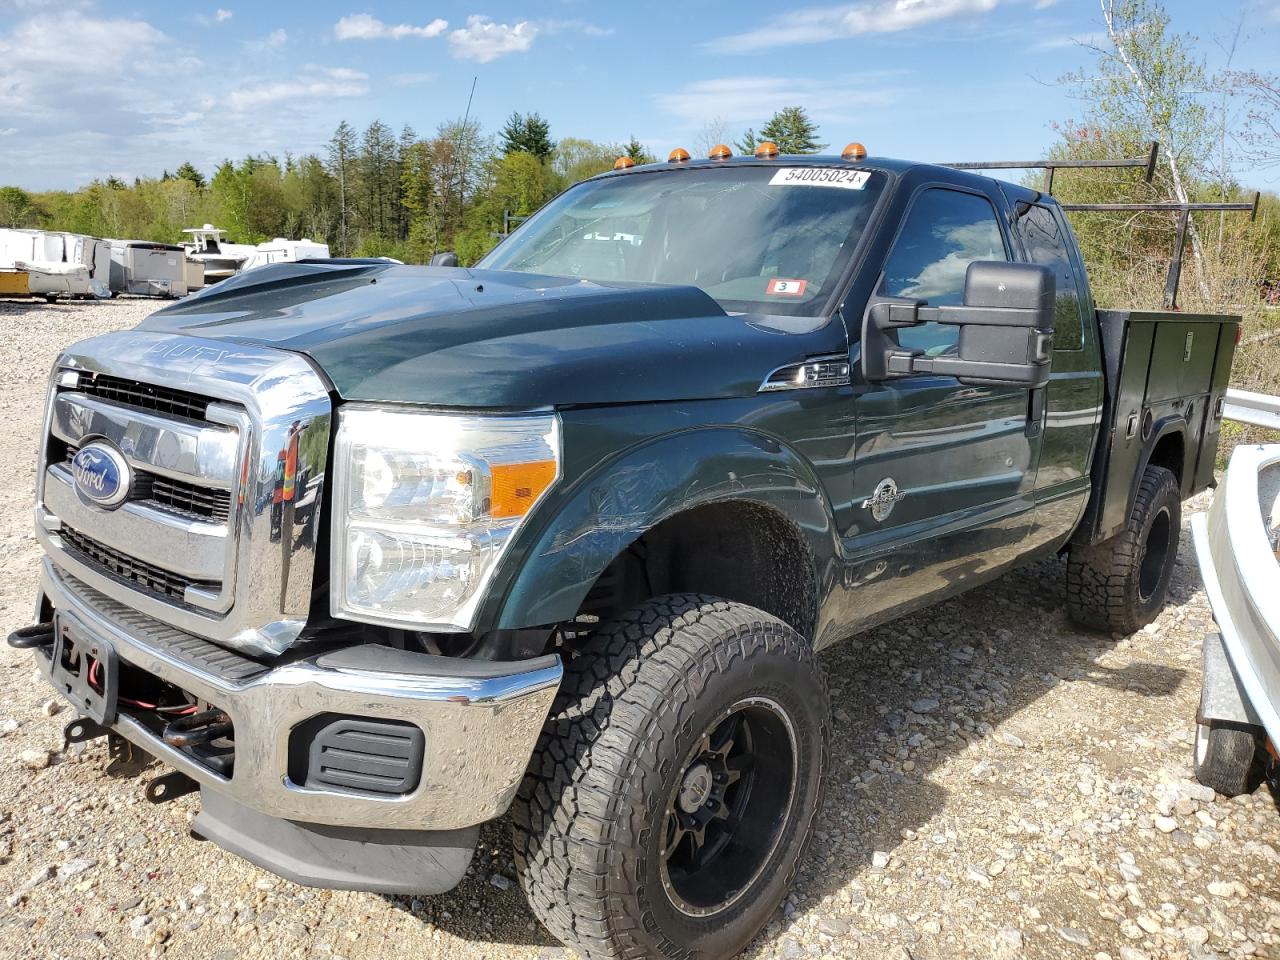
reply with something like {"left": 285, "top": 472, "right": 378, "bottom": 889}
{"left": 842, "top": 142, "right": 867, "bottom": 161}
{"left": 614, "top": 156, "right": 636, "bottom": 170}
{"left": 491, "top": 460, "right": 558, "bottom": 519}
{"left": 708, "top": 143, "right": 732, "bottom": 160}
{"left": 668, "top": 147, "right": 691, "bottom": 163}
{"left": 754, "top": 141, "right": 780, "bottom": 159}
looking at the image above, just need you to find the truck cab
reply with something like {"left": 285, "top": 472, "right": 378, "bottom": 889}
{"left": 11, "top": 147, "right": 1236, "bottom": 960}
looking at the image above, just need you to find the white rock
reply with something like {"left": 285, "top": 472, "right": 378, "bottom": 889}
{"left": 1182, "top": 925, "right": 1209, "bottom": 946}
{"left": 58, "top": 858, "right": 96, "bottom": 881}
{"left": 997, "top": 926, "right": 1023, "bottom": 949}
{"left": 0, "top": 719, "right": 19, "bottom": 737}
{"left": 40, "top": 699, "right": 60, "bottom": 717}
{"left": 19, "top": 749, "right": 50, "bottom": 770}
{"left": 871, "top": 851, "right": 891, "bottom": 870}
{"left": 1153, "top": 815, "right": 1178, "bottom": 833}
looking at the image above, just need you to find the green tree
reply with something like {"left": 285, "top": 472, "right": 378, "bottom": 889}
{"left": 359, "top": 120, "right": 398, "bottom": 242}
{"left": 326, "top": 121, "right": 358, "bottom": 255}
{"left": 624, "top": 136, "right": 655, "bottom": 164}
{"left": 735, "top": 128, "right": 758, "bottom": 155}
{"left": 174, "top": 162, "right": 206, "bottom": 189}
{"left": 552, "top": 138, "right": 621, "bottom": 187}
{"left": 0, "top": 186, "right": 39, "bottom": 227}
{"left": 401, "top": 138, "right": 439, "bottom": 262}
{"left": 500, "top": 111, "right": 554, "bottom": 161}
{"left": 757, "top": 107, "right": 824, "bottom": 155}
{"left": 1062, "top": 0, "right": 1213, "bottom": 297}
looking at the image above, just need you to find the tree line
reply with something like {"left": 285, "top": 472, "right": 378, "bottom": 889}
{"left": 0, "top": 106, "right": 829, "bottom": 265}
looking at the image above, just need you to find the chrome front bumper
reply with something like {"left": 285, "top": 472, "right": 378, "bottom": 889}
{"left": 34, "top": 560, "right": 562, "bottom": 831}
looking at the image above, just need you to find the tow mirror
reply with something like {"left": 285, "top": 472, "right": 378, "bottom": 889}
{"left": 862, "top": 261, "right": 1056, "bottom": 388}
{"left": 430, "top": 251, "right": 460, "bottom": 267}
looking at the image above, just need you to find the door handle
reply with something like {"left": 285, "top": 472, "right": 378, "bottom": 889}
{"left": 1026, "top": 386, "right": 1046, "bottom": 439}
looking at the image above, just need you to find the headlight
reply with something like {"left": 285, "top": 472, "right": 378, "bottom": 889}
{"left": 331, "top": 406, "right": 560, "bottom": 630}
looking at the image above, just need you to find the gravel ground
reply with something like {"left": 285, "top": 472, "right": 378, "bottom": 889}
{"left": 1, "top": 297, "right": 1278, "bottom": 960}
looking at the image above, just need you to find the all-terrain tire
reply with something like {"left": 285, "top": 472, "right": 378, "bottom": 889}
{"left": 1067, "top": 465, "right": 1181, "bottom": 634}
{"left": 1193, "top": 720, "right": 1258, "bottom": 797}
{"left": 511, "top": 594, "right": 830, "bottom": 960}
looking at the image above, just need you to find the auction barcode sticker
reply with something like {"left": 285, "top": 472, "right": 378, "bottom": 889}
{"left": 769, "top": 168, "right": 870, "bottom": 190}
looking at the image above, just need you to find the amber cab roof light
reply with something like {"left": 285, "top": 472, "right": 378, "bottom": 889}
{"left": 614, "top": 156, "right": 636, "bottom": 170}
{"left": 668, "top": 147, "right": 691, "bottom": 163}
{"left": 708, "top": 143, "right": 732, "bottom": 161}
{"left": 754, "top": 141, "right": 780, "bottom": 159}
{"left": 842, "top": 142, "right": 868, "bottom": 161}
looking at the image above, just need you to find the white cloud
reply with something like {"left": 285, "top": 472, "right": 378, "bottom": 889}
{"left": 333, "top": 13, "right": 448, "bottom": 40}
{"left": 657, "top": 75, "right": 899, "bottom": 127}
{"left": 707, "top": 0, "right": 1000, "bottom": 53}
{"left": 0, "top": 127, "right": 16, "bottom": 136}
{"left": 1033, "top": 0, "right": 1058, "bottom": 7}
{"left": 244, "top": 27, "right": 288, "bottom": 52}
{"left": 223, "top": 67, "right": 369, "bottom": 111}
{"left": 448, "top": 16, "right": 537, "bottom": 62}
{"left": 215, "top": 8, "right": 232, "bottom": 22}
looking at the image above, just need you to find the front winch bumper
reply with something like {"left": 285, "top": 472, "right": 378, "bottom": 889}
{"left": 25, "top": 559, "right": 563, "bottom": 833}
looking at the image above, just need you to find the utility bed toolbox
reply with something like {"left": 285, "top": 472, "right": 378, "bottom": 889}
{"left": 1076, "top": 310, "right": 1239, "bottom": 545}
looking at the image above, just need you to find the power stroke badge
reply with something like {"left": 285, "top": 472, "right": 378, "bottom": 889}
{"left": 71, "top": 441, "right": 132, "bottom": 508}
{"left": 861, "top": 477, "right": 905, "bottom": 522}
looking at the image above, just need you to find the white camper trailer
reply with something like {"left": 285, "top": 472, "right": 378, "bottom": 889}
{"left": 0, "top": 229, "right": 111, "bottom": 301}
{"left": 108, "top": 240, "right": 190, "bottom": 298}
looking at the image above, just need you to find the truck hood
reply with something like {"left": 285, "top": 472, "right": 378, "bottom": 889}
{"left": 140, "top": 262, "right": 838, "bottom": 407}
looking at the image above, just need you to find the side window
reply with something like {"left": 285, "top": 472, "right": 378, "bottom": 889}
{"left": 1015, "top": 203, "right": 1084, "bottom": 350}
{"left": 878, "top": 188, "right": 1007, "bottom": 356}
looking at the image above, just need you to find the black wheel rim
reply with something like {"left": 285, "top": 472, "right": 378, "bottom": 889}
{"left": 1138, "top": 507, "right": 1172, "bottom": 602}
{"left": 659, "top": 697, "right": 797, "bottom": 918}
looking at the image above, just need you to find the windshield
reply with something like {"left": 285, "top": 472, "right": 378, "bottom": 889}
{"left": 479, "top": 165, "right": 887, "bottom": 316}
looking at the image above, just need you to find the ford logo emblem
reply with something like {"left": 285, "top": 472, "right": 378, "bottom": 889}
{"left": 71, "top": 442, "right": 132, "bottom": 508}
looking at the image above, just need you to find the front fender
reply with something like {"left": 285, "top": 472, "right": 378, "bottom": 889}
{"left": 493, "top": 426, "right": 842, "bottom": 631}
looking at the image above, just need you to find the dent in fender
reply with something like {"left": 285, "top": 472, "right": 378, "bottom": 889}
{"left": 495, "top": 428, "right": 842, "bottom": 632}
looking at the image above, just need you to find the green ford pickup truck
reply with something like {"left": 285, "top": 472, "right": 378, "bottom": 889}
{"left": 11, "top": 149, "right": 1238, "bottom": 960}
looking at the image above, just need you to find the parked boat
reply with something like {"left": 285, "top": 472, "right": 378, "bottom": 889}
{"left": 1191, "top": 441, "right": 1280, "bottom": 795}
{"left": 181, "top": 225, "right": 255, "bottom": 282}
{"left": 108, "top": 240, "right": 192, "bottom": 298}
{"left": 0, "top": 228, "right": 111, "bottom": 300}
{"left": 240, "top": 237, "right": 331, "bottom": 272}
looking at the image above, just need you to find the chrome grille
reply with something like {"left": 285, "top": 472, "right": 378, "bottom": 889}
{"left": 150, "top": 476, "right": 233, "bottom": 523}
{"left": 59, "top": 526, "right": 219, "bottom": 604}
{"left": 74, "top": 371, "right": 212, "bottom": 422}
{"left": 64, "top": 445, "right": 232, "bottom": 523}
{"left": 37, "top": 331, "right": 331, "bottom": 656}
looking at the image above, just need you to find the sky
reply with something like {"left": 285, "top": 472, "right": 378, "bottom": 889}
{"left": 0, "top": 0, "right": 1277, "bottom": 192}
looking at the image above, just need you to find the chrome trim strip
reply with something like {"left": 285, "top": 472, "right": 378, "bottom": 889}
{"left": 38, "top": 561, "right": 562, "bottom": 830}
{"left": 1190, "top": 442, "right": 1280, "bottom": 748}
{"left": 44, "top": 468, "right": 228, "bottom": 582}
{"left": 50, "top": 392, "right": 241, "bottom": 488}
{"left": 758, "top": 353, "right": 853, "bottom": 393}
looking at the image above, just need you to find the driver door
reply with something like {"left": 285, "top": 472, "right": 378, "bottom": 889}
{"left": 838, "top": 182, "right": 1042, "bottom": 627}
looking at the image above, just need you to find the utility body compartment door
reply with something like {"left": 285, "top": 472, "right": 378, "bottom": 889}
{"left": 1074, "top": 310, "right": 1240, "bottom": 546}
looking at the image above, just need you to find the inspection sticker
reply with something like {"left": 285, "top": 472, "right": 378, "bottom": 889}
{"left": 766, "top": 278, "right": 807, "bottom": 297}
{"left": 769, "top": 168, "right": 870, "bottom": 190}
